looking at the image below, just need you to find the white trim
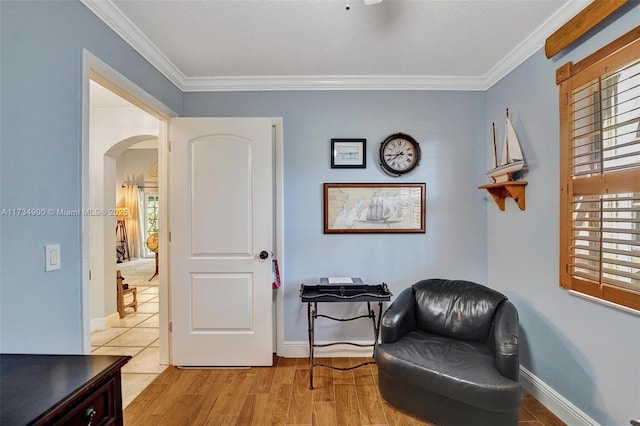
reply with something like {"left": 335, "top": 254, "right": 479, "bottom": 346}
{"left": 279, "top": 340, "right": 377, "bottom": 358}
{"left": 81, "top": 51, "right": 92, "bottom": 354}
{"left": 84, "top": 50, "right": 177, "bottom": 118}
{"left": 272, "top": 118, "right": 286, "bottom": 358}
{"left": 157, "top": 119, "right": 170, "bottom": 365}
{"left": 483, "top": 0, "right": 589, "bottom": 88}
{"left": 90, "top": 312, "right": 121, "bottom": 333}
{"left": 568, "top": 290, "right": 640, "bottom": 317}
{"left": 81, "top": 49, "right": 176, "bottom": 359}
{"left": 90, "top": 317, "right": 105, "bottom": 333}
{"left": 80, "top": 0, "right": 187, "bottom": 89}
{"left": 520, "top": 366, "right": 599, "bottom": 426}
{"left": 89, "top": 318, "right": 105, "bottom": 334}
{"left": 181, "top": 75, "right": 487, "bottom": 92}
{"left": 80, "top": 0, "right": 589, "bottom": 92}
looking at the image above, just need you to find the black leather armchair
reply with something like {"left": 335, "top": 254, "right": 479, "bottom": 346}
{"left": 375, "top": 279, "right": 522, "bottom": 426}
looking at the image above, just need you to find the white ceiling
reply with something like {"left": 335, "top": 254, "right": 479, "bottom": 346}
{"left": 82, "top": 0, "right": 589, "bottom": 91}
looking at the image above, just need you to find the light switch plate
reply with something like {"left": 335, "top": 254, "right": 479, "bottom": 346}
{"left": 45, "top": 244, "right": 61, "bottom": 272}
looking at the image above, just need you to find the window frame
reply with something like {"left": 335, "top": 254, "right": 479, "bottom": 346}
{"left": 557, "top": 26, "right": 640, "bottom": 312}
{"left": 142, "top": 191, "right": 159, "bottom": 257}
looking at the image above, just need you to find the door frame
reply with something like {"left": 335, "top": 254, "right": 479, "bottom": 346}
{"left": 81, "top": 49, "right": 174, "bottom": 360}
{"left": 81, "top": 50, "right": 286, "bottom": 364}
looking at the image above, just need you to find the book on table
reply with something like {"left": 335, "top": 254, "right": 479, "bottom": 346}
{"left": 321, "top": 277, "right": 363, "bottom": 284}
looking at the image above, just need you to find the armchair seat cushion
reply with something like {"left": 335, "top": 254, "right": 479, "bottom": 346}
{"left": 376, "top": 330, "right": 522, "bottom": 412}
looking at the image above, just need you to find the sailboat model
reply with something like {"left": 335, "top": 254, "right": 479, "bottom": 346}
{"left": 487, "top": 109, "right": 525, "bottom": 183}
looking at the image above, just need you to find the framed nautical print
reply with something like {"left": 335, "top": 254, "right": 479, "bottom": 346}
{"left": 323, "top": 183, "right": 425, "bottom": 234}
{"left": 331, "top": 139, "right": 366, "bottom": 168}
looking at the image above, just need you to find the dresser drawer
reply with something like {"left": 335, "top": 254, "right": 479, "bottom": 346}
{"left": 54, "top": 378, "right": 117, "bottom": 426}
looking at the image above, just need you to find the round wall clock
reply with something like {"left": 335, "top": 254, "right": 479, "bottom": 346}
{"left": 378, "top": 133, "right": 421, "bottom": 176}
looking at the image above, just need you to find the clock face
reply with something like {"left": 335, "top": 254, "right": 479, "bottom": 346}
{"left": 378, "top": 133, "right": 421, "bottom": 176}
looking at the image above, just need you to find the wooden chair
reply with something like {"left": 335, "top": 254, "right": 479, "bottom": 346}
{"left": 116, "top": 270, "right": 138, "bottom": 318}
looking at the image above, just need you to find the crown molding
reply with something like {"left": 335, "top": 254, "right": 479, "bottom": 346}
{"left": 180, "top": 75, "right": 486, "bottom": 92}
{"left": 483, "top": 0, "right": 589, "bottom": 88}
{"left": 80, "top": 0, "right": 188, "bottom": 89}
{"left": 81, "top": 0, "right": 589, "bottom": 92}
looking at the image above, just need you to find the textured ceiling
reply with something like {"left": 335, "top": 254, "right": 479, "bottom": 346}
{"left": 85, "top": 0, "right": 588, "bottom": 90}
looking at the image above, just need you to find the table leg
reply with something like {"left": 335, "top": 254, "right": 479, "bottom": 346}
{"left": 308, "top": 302, "right": 315, "bottom": 390}
{"left": 367, "top": 301, "right": 374, "bottom": 334}
{"left": 372, "top": 302, "right": 383, "bottom": 354}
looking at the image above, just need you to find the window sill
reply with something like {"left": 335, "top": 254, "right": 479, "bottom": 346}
{"left": 568, "top": 290, "right": 640, "bottom": 317}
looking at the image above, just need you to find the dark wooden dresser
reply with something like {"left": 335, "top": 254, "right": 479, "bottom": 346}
{"left": 0, "top": 354, "right": 130, "bottom": 426}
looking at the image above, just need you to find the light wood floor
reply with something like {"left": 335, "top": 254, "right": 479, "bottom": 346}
{"left": 124, "top": 356, "right": 565, "bottom": 426}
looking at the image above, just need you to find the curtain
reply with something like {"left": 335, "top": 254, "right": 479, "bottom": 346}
{"left": 123, "top": 184, "right": 142, "bottom": 259}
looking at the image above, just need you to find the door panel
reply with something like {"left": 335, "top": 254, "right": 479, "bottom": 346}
{"left": 190, "top": 136, "right": 252, "bottom": 256}
{"left": 190, "top": 273, "right": 252, "bottom": 330}
{"left": 170, "top": 118, "right": 273, "bottom": 366}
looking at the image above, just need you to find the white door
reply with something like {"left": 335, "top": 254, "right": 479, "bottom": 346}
{"left": 169, "top": 118, "right": 273, "bottom": 366}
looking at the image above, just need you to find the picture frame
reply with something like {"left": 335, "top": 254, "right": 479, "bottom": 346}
{"left": 324, "top": 183, "right": 426, "bottom": 234}
{"left": 331, "top": 139, "right": 366, "bottom": 169}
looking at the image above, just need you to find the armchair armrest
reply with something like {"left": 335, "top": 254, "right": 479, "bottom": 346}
{"left": 491, "top": 300, "right": 520, "bottom": 381}
{"left": 380, "top": 287, "right": 416, "bottom": 344}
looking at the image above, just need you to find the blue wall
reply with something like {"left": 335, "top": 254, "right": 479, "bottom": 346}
{"left": 183, "top": 90, "right": 488, "bottom": 341}
{"left": 486, "top": 4, "right": 640, "bottom": 425}
{"left": 0, "top": 0, "right": 181, "bottom": 353}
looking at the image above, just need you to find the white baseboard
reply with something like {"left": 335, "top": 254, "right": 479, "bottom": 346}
{"left": 278, "top": 340, "right": 376, "bottom": 358}
{"left": 520, "top": 366, "right": 599, "bottom": 426}
{"left": 278, "top": 341, "right": 597, "bottom": 425}
{"left": 90, "top": 318, "right": 105, "bottom": 333}
{"left": 90, "top": 312, "right": 120, "bottom": 333}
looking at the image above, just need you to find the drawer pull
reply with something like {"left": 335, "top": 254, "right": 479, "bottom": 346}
{"left": 85, "top": 407, "right": 97, "bottom": 425}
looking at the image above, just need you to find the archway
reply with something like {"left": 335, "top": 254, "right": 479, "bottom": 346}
{"left": 90, "top": 133, "right": 158, "bottom": 332}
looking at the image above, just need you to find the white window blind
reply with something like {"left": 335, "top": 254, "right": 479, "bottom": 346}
{"left": 571, "top": 59, "right": 640, "bottom": 177}
{"left": 558, "top": 29, "right": 640, "bottom": 311}
{"left": 570, "top": 60, "right": 640, "bottom": 293}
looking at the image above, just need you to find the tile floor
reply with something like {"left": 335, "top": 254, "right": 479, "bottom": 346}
{"left": 90, "top": 285, "right": 166, "bottom": 408}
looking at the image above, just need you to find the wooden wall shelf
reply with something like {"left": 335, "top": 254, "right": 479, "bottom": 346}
{"left": 478, "top": 182, "right": 528, "bottom": 211}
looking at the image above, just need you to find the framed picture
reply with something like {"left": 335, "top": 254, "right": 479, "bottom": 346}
{"left": 331, "top": 139, "right": 366, "bottom": 169}
{"left": 324, "top": 183, "right": 425, "bottom": 234}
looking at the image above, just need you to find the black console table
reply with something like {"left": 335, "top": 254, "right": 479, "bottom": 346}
{"left": 300, "top": 280, "right": 392, "bottom": 389}
{"left": 0, "top": 354, "right": 130, "bottom": 426}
